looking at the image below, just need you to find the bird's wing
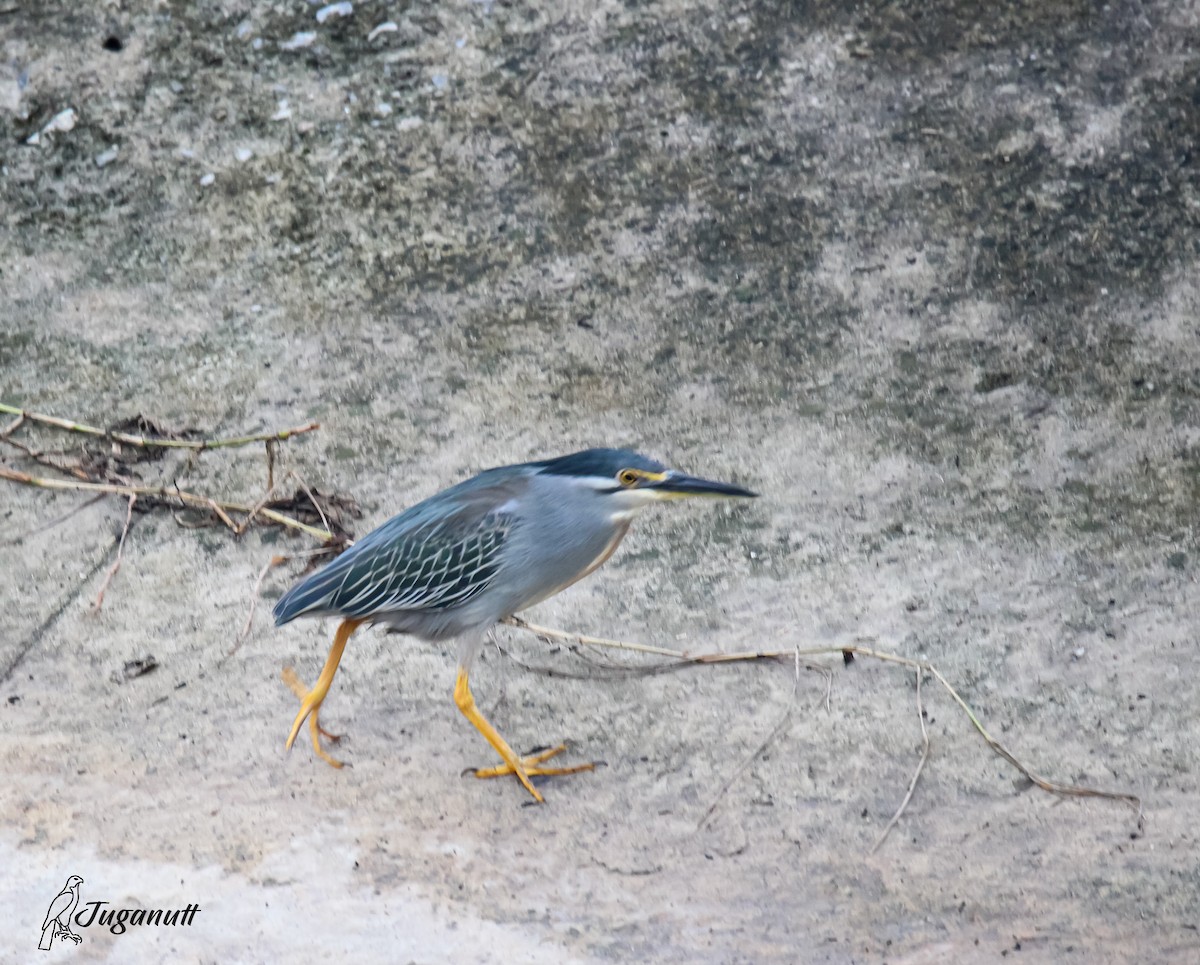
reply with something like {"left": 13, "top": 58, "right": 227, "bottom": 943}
{"left": 42, "top": 887, "right": 72, "bottom": 928}
{"left": 274, "top": 476, "right": 524, "bottom": 621}
{"left": 331, "top": 506, "right": 514, "bottom": 615}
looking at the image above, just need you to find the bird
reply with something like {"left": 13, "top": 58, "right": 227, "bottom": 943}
{"left": 39, "top": 875, "right": 83, "bottom": 950}
{"left": 273, "top": 447, "right": 757, "bottom": 801}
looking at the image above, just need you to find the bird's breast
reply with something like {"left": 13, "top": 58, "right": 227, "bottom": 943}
{"left": 516, "top": 519, "right": 631, "bottom": 611}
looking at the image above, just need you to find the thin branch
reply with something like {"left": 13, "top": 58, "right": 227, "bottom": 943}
{"left": 872, "top": 667, "right": 932, "bottom": 853}
{"left": 92, "top": 495, "right": 136, "bottom": 611}
{"left": 505, "top": 619, "right": 1144, "bottom": 826}
{"left": 233, "top": 490, "right": 276, "bottom": 537}
{"left": 224, "top": 546, "right": 346, "bottom": 666}
{"left": 493, "top": 640, "right": 684, "bottom": 680}
{"left": 0, "top": 403, "right": 318, "bottom": 450}
{"left": 0, "top": 467, "right": 335, "bottom": 542}
{"left": 1, "top": 412, "right": 24, "bottom": 437}
{"left": 286, "top": 469, "right": 331, "bottom": 537}
{"left": 503, "top": 616, "right": 695, "bottom": 660}
{"left": 698, "top": 649, "right": 802, "bottom": 830}
{"left": 226, "top": 554, "right": 286, "bottom": 658}
{"left": 254, "top": 506, "right": 334, "bottom": 541}
{"left": 199, "top": 494, "right": 239, "bottom": 533}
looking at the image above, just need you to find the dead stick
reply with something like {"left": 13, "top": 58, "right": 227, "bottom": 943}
{"left": 0, "top": 403, "right": 318, "bottom": 450}
{"left": 506, "top": 620, "right": 1143, "bottom": 821}
{"left": 872, "top": 667, "right": 931, "bottom": 853}
{"left": 287, "top": 469, "right": 332, "bottom": 537}
{"left": 1, "top": 412, "right": 24, "bottom": 438}
{"left": 227, "top": 555, "right": 285, "bottom": 658}
{"left": 255, "top": 506, "right": 332, "bottom": 541}
{"left": 698, "top": 649, "right": 802, "bottom": 830}
{"left": 233, "top": 490, "right": 276, "bottom": 537}
{"left": 200, "top": 494, "right": 239, "bottom": 533}
{"left": 224, "top": 547, "right": 343, "bottom": 665}
{"left": 92, "top": 494, "right": 136, "bottom": 611}
{"left": 0, "top": 467, "right": 333, "bottom": 542}
{"left": 503, "top": 616, "right": 694, "bottom": 660}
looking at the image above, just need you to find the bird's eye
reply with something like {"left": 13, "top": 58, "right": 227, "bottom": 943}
{"left": 618, "top": 469, "right": 640, "bottom": 487}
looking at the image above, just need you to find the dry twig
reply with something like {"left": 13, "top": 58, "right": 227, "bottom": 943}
{"left": 1, "top": 411, "right": 25, "bottom": 438}
{"left": 228, "top": 555, "right": 286, "bottom": 658}
{"left": 698, "top": 649, "right": 804, "bottom": 830}
{"left": 872, "top": 667, "right": 932, "bottom": 853}
{"left": 92, "top": 494, "right": 136, "bottom": 611}
{"left": 226, "top": 546, "right": 349, "bottom": 660}
{"left": 0, "top": 468, "right": 335, "bottom": 541}
{"left": 0, "top": 403, "right": 318, "bottom": 450}
{"left": 504, "top": 618, "right": 1144, "bottom": 836}
{"left": 286, "top": 469, "right": 332, "bottom": 538}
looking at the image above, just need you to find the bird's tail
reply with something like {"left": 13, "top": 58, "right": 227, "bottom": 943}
{"left": 272, "top": 551, "right": 355, "bottom": 625}
{"left": 38, "top": 924, "right": 53, "bottom": 950}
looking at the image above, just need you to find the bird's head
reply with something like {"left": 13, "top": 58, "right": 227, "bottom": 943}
{"left": 531, "top": 448, "right": 757, "bottom": 521}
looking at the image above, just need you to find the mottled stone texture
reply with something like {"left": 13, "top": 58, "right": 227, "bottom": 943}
{"left": 2, "top": 2, "right": 1198, "bottom": 961}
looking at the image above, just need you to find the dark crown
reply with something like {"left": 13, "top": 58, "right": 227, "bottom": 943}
{"left": 526, "top": 448, "right": 664, "bottom": 479}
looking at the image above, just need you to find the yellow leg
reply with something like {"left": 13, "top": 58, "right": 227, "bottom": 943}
{"left": 282, "top": 668, "right": 344, "bottom": 741}
{"left": 283, "top": 617, "right": 364, "bottom": 768}
{"left": 454, "top": 667, "right": 595, "bottom": 802}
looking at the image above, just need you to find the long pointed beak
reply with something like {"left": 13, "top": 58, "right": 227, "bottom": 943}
{"left": 646, "top": 470, "right": 758, "bottom": 500}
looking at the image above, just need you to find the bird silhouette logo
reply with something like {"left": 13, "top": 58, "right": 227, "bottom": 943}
{"left": 39, "top": 875, "right": 84, "bottom": 950}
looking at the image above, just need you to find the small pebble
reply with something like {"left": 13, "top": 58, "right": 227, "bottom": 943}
{"left": 280, "top": 31, "right": 316, "bottom": 50}
{"left": 316, "top": 2, "right": 352, "bottom": 23}
{"left": 235, "top": 147, "right": 253, "bottom": 162}
{"left": 368, "top": 21, "right": 397, "bottom": 41}
{"left": 199, "top": 172, "right": 215, "bottom": 187}
{"left": 1072, "top": 647, "right": 1086, "bottom": 660}
{"left": 375, "top": 101, "right": 392, "bottom": 116}
{"left": 26, "top": 106, "right": 77, "bottom": 144}
{"left": 397, "top": 115, "right": 423, "bottom": 132}
{"left": 270, "top": 99, "right": 292, "bottom": 121}
{"left": 94, "top": 146, "right": 119, "bottom": 168}
{"left": 431, "top": 73, "right": 449, "bottom": 89}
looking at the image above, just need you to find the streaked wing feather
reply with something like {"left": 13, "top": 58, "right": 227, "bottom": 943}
{"left": 277, "top": 470, "right": 530, "bottom": 624}
{"left": 337, "top": 510, "right": 511, "bottom": 616}
{"left": 273, "top": 478, "right": 522, "bottom": 623}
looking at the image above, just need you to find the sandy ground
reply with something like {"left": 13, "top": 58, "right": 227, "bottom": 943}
{"left": 3, "top": 1, "right": 1199, "bottom": 961}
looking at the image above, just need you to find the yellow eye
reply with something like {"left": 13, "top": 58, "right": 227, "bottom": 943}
{"left": 618, "top": 469, "right": 640, "bottom": 487}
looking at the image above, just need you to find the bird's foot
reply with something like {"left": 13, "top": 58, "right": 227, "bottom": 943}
{"left": 281, "top": 666, "right": 346, "bottom": 768}
{"left": 55, "top": 923, "right": 82, "bottom": 945}
{"left": 454, "top": 668, "right": 595, "bottom": 803}
{"left": 469, "top": 743, "right": 597, "bottom": 792}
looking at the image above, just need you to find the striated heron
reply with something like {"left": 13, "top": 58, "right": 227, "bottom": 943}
{"left": 273, "top": 447, "right": 756, "bottom": 802}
